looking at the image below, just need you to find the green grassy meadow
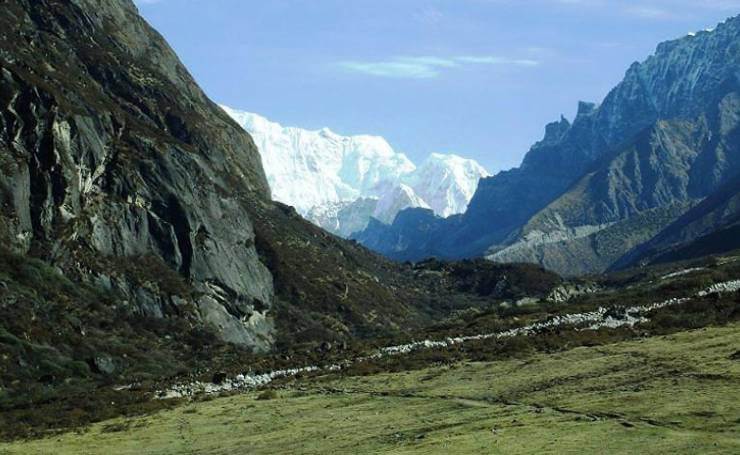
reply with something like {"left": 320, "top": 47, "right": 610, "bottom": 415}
{"left": 3, "top": 322, "right": 738, "bottom": 454}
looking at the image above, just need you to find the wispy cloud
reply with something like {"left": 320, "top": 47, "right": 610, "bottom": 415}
{"left": 337, "top": 55, "right": 539, "bottom": 79}
{"left": 456, "top": 56, "right": 539, "bottom": 66}
{"left": 339, "top": 60, "right": 441, "bottom": 79}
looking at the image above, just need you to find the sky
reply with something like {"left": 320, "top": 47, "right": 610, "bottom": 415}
{"left": 134, "top": 0, "right": 740, "bottom": 172}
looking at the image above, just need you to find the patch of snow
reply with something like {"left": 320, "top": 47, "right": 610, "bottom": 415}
{"left": 220, "top": 106, "right": 413, "bottom": 214}
{"left": 406, "top": 153, "right": 490, "bottom": 218}
{"left": 372, "top": 184, "right": 430, "bottom": 224}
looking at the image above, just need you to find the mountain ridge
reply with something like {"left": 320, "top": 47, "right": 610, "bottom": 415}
{"left": 355, "top": 15, "right": 740, "bottom": 275}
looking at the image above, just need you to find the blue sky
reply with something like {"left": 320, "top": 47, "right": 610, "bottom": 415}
{"left": 135, "top": 0, "right": 739, "bottom": 172}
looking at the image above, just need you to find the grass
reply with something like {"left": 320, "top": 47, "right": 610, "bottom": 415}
{"left": 3, "top": 323, "right": 738, "bottom": 454}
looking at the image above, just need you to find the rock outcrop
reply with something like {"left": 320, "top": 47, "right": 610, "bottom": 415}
{"left": 615, "top": 172, "right": 740, "bottom": 267}
{"left": 0, "top": 0, "right": 277, "bottom": 349}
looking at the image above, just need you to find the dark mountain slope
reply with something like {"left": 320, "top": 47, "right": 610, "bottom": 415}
{"left": 616, "top": 172, "right": 740, "bottom": 267}
{"left": 353, "top": 209, "right": 453, "bottom": 261}
{"left": 249, "top": 202, "right": 563, "bottom": 348}
{"left": 250, "top": 202, "right": 437, "bottom": 345}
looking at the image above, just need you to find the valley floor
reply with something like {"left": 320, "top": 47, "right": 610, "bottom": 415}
{"left": 2, "top": 323, "right": 739, "bottom": 454}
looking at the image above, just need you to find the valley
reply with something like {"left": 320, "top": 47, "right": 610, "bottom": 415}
{"left": 1, "top": 1, "right": 739, "bottom": 453}
{"left": 2, "top": 246, "right": 739, "bottom": 452}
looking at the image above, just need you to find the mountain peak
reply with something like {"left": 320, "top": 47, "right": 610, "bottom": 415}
{"left": 373, "top": 184, "right": 430, "bottom": 224}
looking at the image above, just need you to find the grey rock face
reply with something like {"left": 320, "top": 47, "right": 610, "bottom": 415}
{"left": 497, "top": 88, "right": 740, "bottom": 274}
{"left": 2, "top": 0, "right": 486, "bottom": 354}
{"left": 546, "top": 282, "right": 600, "bottom": 304}
{"left": 0, "top": 0, "right": 274, "bottom": 350}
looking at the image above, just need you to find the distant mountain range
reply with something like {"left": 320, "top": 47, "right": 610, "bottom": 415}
{"left": 354, "top": 16, "right": 740, "bottom": 275}
{"left": 221, "top": 107, "right": 489, "bottom": 237}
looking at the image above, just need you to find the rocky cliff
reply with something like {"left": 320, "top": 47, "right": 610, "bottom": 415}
{"left": 0, "top": 0, "right": 279, "bottom": 348}
{"left": 615, "top": 172, "right": 740, "bottom": 267}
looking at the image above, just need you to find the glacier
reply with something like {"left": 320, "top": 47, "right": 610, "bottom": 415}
{"left": 221, "top": 105, "right": 489, "bottom": 237}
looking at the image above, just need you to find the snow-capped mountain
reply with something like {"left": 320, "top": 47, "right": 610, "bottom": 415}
{"left": 409, "top": 153, "right": 490, "bottom": 218}
{"left": 222, "top": 106, "right": 489, "bottom": 237}
{"left": 220, "top": 106, "right": 414, "bottom": 213}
